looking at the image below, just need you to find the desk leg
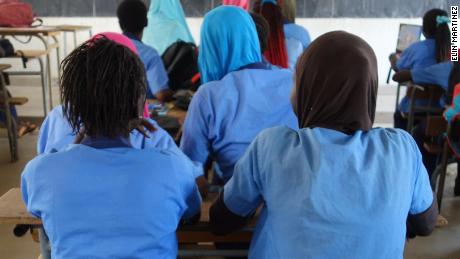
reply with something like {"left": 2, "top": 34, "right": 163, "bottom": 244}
{"left": 38, "top": 58, "right": 48, "bottom": 117}
{"left": 45, "top": 40, "right": 53, "bottom": 110}
{"left": 73, "top": 31, "right": 78, "bottom": 50}
{"left": 63, "top": 32, "right": 68, "bottom": 58}
{"left": 52, "top": 35, "right": 61, "bottom": 87}
{"left": 38, "top": 228, "right": 51, "bottom": 259}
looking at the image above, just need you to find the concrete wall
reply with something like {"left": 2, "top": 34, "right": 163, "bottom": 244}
{"left": 3, "top": 17, "right": 424, "bottom": 86}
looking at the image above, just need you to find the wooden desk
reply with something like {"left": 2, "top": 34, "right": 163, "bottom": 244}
{"left": 56, "top": 25, "right": 93, "bottom": 56}
{"left": 0, "top": 26, "right": 61, "bottom": 115}
{"left": 0, "top": 188, "right": 252, "bottom": 257}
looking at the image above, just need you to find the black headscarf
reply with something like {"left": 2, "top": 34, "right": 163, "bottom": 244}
{"left": 294, "top": 31, "right": 378, "bottom": 134}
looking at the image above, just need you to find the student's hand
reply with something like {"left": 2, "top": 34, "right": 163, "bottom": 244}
{"left": 74, "top": 128, "right": 86, "bottom": 144}
{"left": 392, "top": 70, "right": 412, "bottom": 83}
{"left": 389, "top": 53, "right": 399, "bottom": 71}
{"left": 129, "top": 118, "right": 157, "bottom": 138}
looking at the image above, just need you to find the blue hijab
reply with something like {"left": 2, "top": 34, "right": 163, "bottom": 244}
{"left": 199, "top": 6, "right": 262, "bottom": 84}
{"left": 143, "top": 0, "right": 195, "bottom": 54}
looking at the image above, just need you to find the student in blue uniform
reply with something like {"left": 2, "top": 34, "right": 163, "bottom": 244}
{"left": 390, "top": 8, "right": 451, "bottom": 129}
{"left": 394, "top": 62, "right": 460, "bottom": 196}
{"left": 117, "top": 0, "right": 173, "bottom": 102}
{"left": 281, "top": 0, "right": 311, "bottom": 68}
{"left": 210, "top": 31, "right": 437, "bottom": 259}
{"left": 180, "top": 6, "right": 298, "bottom": 183}
{"left": 250, "top": 12, "right": 279, "bottom": 70}
{"left": 143, "top": 0, "right": 195, "bottom": 55}
{"left": 21, "top": 37, "right": 201, "bottom": 259}
{"left": 37, "top": 104, "right": 176, "bottom": 154}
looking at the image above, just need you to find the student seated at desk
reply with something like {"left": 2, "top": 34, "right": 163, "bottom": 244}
{"left": 180, "top": 6, "right": 297, "bottom": 183}
{"left": 280, "top": 0, "right": 311, "bottom": 60}
{"left": 394, "top": 62, "right": 460, "bottom": 196}
{"left": 21, "top": 36, "right": 201, "bottom": 259}
{"left": 37, "top": 33, "right": 175, "bottom": 154}
{"left": 210, "top": 31, "right": 437, "bottom": 259}
{"left": 117, "top": 0, "right": 173, "bottom": 102}
{"left": 389, "top": 8, "right": 451, "bottom": 130}
{"left": 143, "top": 0, "right": 195, "bottom": 55}
{"left": 250, "top": 12, "right": 279, "bottom": 70}
{"left": 253, "top": 0, "right": 304, "bottom": 70}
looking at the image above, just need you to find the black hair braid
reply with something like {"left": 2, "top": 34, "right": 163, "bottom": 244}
{"left": 60, "top": 37, "right": 147, "bottom": 138}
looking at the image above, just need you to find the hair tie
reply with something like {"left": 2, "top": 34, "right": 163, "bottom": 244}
{"left": 436, "top": 15, "right": 451, "bottom": 26}
{"left": 262, "top": 0, "right": 277, "bottom": 5}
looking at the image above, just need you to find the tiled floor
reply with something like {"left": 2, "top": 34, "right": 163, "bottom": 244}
{"left": 1, "top": 77, "right": 459, "bottom": 258}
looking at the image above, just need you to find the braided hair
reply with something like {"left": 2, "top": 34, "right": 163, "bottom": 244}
{"left": 60, "top": 37, "right": 147, "bottom": 138}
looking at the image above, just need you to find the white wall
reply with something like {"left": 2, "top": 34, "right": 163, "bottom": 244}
{"left": 3, "top": 17, "right": 423, "bottom": 85}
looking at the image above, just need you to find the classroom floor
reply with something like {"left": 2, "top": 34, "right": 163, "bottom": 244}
{"left": 1, "top": 78, "right": 460, "bottom": 258}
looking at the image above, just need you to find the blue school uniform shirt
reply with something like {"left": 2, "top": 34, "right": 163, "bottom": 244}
{"left": 37, "top": 105, "right": 175, "bottom": 154}
{"left": 412, "top": 62, "right": 453, "bottom": 91}
{"left": 396, "top": 39, "right": 437, "bottom": 113}
{"left": 21, "top": 138, "right": 201, "bottom": 259}
{"left": 180, "top": 66, "right": 298, "bottom": 182}
{"left": 412, "top": 62, "right": 453, "bottom": 108}
{"left": 284, "top": 23, "right": 311, "bottom": 70}
{"left": 224, "top": 126, "right": 433, "bottom": 259}
{"left": 125, "top": 33, "right": 169, "bottom": 98}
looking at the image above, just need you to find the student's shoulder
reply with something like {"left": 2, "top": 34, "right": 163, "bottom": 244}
{"left": 369, "top": 127, "right": 419, "bottom": 152}
{"left": 253, "top": 126, "right": 299, "bottom": 150}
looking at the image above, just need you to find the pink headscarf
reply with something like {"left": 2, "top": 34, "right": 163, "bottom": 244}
{"left": 223, "top": 0, "right": 249, "bottom": 10}
{"left": 91, "top": 32, "right": 149, "bottom": 118}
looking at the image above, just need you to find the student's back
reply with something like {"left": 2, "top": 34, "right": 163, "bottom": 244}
{"left": 22, "top": 144, "right": 199, "bottom": 258}
{"left": 227, "top": 126, "right": 430, "bottom": 258}
{"left": 181, "top": 67, "right": 297, "bottom": 181}
{"left": 180, "top": 7, "right": 297, "bottom": 182}
{"left": 22, "top": 35, "right": 201, "bottom": 259}
{"left": 210, "top": 31, "right": 437, "bottom": 259}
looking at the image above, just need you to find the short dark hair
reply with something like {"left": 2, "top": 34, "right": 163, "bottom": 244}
{"left": 117, "top": 0, "right": 148, "bottom": 34}
{"left": 60, "top": 37, "right": 147, "bottom": 138}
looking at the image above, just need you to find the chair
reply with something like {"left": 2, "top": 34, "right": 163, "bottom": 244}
{"left": 430, "top": 120, "right": 460, "bottom": 211}
{"left": 0, "top": 64, "right": 28, "bottom": 162}
{"left": 404, "top": 83, "right": 445, "bottom": 134}
{"left": 6, "top": 50, "right": 49, "bottom": 116}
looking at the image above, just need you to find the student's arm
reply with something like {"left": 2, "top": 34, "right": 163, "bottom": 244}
{"left": 146, "top": 49, "right": 173, "bottom": 102}
{"left": 392, "top": 70, "right": 412, "bottom": 83}
{"left": 389, "top": 53, "right": 400, "bottom": 71}
{"left": 180, "top": 92, "right": 212, "bottom": 177}
{"left": 20, "top": 162, "right": 41, "bottom": 218}
{"left": 210, "top": 140, "right": 264, "bottom": 235}
{"left": 406, "top": 136, "right": 438, "bottom": 238}
{"left": 181, "top": 160, "right": 203, "bottom": 225}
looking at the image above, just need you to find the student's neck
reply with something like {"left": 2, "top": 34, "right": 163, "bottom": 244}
{"left": 80, "top": 135, "right": 132, "bottom": 149}
{"left": 124, "top": 31, "right": 142, "bottom": 41}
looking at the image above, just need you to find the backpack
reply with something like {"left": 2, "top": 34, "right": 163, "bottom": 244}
{"left": 161, "top": 41, "right": 201, "bottom": 92}
{"left": 0, "top": 0, "right": 42, "bottom": 27}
